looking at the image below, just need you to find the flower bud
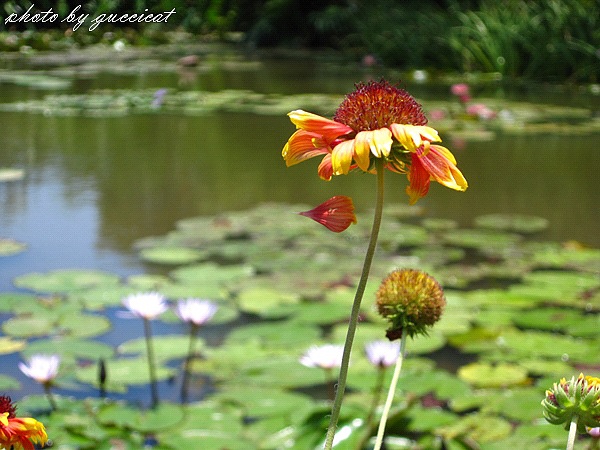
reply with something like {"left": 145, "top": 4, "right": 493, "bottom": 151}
{"left": 375, "top": 269, "right": 445, "bottom": 340}
{"left": 542, "top": 373, "right": 600, "bottom": 432}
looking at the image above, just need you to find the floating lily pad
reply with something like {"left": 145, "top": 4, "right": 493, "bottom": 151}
{"left": 0, "top": 374, "right": 20, "bottom": 390}
{"left": 59, "top": 313, "right": 112, "bottom": 338}
{"left": 457, "top": 362, "right": 528, "bottom": 387}
{"left": 170, "top": 262, "right": 254, "bottom": 287}
{"left": 23, "top": 337, "right": 114, "bottom": 360}
{"left": 0, "top": 336, "right": 26, "bottom": 354}
{"left": 14, "top": 269, "right": 121, "bottom": 294}
{"left": 474, "top": 214, "right": 549, "bottom": 234}
{"left": 443, "top": 229, "right": 522, "bottom": 251}
{"left": 0, "top": 238, "right": 27, "bottom": 256}
{"left": 0, "top": 293, "right": 39, "bottom": 312}
{"left": 139, "top": 246, "right": 207, "bottom": 265}
{"left": 225, "top": 320, "right": 320, "bottom": 350}
{"left": 118, "top": 334, "right": 203, "bottom": 361}
{"left": 75, "top": 357, "right": 176, "bottom": 389}
{"left": 2, "top": 315, "right": 55, "bottom": 337}
{"left": 511, "top": 307, "right": 584, "bottom": 332}
{"left": 98, "top": 402, "right": 185, "bottom": 433}
{"left": 437, "top": 412, "right": 513, "bottom": 443}
{"left": 235, "top": 286, "right": 300, "bottom": 315}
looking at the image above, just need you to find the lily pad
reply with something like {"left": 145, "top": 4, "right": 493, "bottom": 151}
{"left": 0, "top": 374, "right": 20, "bottom": 390}
{"left": 98, "top": 402, "right": 185, "bottom": 433}
{"left": 0, "top": 238, "right": 27, "bottom": 256}
{"left": 14, "top": 269, "right": 121, "bottom": 294}
{"left": 225, "top": 320, "right": 321, "bottom": 350}
{"left": 118, "top": 334, "right": 203, "bottom": 362}
{"left": 457, "top": 362, "right": 528, "bottom": 387}
{"left": 75, "top": 357, "right": 176, "bottom": 388}
{"left": 2, "top": 315, "right": 55, "bottom": 337}
{"left": 235, "top": 286, "right": 300, "bottom": 315}
{"left": 0, "top": 336, "right": 26, "bottom": 354}
{"left": 23, "top": 337, "right": 114, "bottom": 360}
{"left": 139, "top": 246, "right": 207, "bottom": 265}
{"left": 474, "top": 214, "right": 549, "bottom": 234}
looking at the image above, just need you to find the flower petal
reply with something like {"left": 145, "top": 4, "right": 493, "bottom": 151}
{"left": 371, "top": 128, "right": 393, "bottom": 157}
{"left": 317, "top": 154, "right": 334, "bottom": 181}
{"left": 390, "top": 124, "right": 441, "bottom": 152}
{"left": 331, "top": 140, "right": 355, "bottom": 175}
{"left": 406, "top": 153, "right": 431, "bottom": 205}
{"left": 353, "top": 132, "right": 372, "bottom": 171}
{"left": 288, "top": 110, "right": 353, "bottom": 142}
{"left": 419, "top": 145, "right": 468, "bottom": 192}
{"left": 282, "top": 130, "right": 330, "bottom": 167}
{"left": 299, "top": 196, "right": 357, "bottom": 232}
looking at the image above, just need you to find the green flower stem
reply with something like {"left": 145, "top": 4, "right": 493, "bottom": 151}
{"left": 373, "top": 328, "right": 408, "bottom": 450}
{"left": 324, "top": 158, "right": 385, "bottom": 450}
{"left": 181, "top": 323, "right": 199, "bottom": 404}
{"left": 143, "top": 318, "right": 160, "bottom": 409}
{"left": 355, "top": 367, "right": 387, "bottom": 450}
{"left": 566, "top": 414, "right": 579, "bottom": 450}
{"left": 43, "top": 383, "right": 57, "bottom": 411}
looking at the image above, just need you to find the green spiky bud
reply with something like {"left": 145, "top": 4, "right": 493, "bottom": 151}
{"left": 542, "top": 373, "right": 600, "bottom": 433}
{"left": 375, "top": 269, "right": 446, "bottom": 340}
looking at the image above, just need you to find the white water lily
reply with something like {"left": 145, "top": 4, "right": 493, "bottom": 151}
{"left": 175, "top": 299, "right": 218, "bottom": 326}
{"left": 122, "top": 292, "right": 168, "bottom": 320}
{"left": 18, "top": 354, "right": 60, "bottom": 384}
{"left": 300, "top": 344, "right": 344, "bottom": 370}
{"left": 365, "top": 340, "right": 401, "bottom": 368}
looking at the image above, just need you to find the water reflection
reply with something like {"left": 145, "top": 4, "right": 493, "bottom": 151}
{"left": 1, "top": 68, "right": 599, "bottom": 297}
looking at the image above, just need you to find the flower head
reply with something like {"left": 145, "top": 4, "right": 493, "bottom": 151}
{"left": 300, "top": 344, "right": 344, "bottom": 370}
{"left": 18, "top": 354, "right": 60, "bottom": 385}
{"left": 0, "top": 396, "right": 48, "bottom": 450}
{"left": 542, "top": 373, "right": 600, "bottom": 432}
{"left": 282, "top": 80, "right": 467, "bottom": 204}
{"left": 122, "top": 292, "right": 168, "bottom": 320}
{"left": 175, "top": 299, "right": 218, "bottom": 326}
{"left": 375, "top": 269, "right": 446, "bottom": 340}
{"left": 364, "top": 340, "right": 401, "bottom": 368}
{"left": 450, "top": 83, "right": 471, "bottom": 103}
{"left": 299, "top": 196, "right": 357, "bottom": 232}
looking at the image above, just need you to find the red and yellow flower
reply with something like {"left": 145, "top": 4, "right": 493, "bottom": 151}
{"left": 282, "top": 80, "right": 468, "bottom": 204}
{"left": 0, "top": 396, "right": 48, "bottom": 450}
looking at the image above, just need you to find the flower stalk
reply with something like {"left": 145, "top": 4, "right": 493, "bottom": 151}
{"left": 143, "top": 318, "right": 160, "bottom": 409}
{"left": 181, "top": 323, "right": 199, "bottom": 404}
{"left": 373, "top": 328, "right": 408, "bottom": 450}
{"left": 567, "top": 415, "right": 579, "bottom": 450}
{"left": 324, "top": 158, "right": 385, "bottom": 449}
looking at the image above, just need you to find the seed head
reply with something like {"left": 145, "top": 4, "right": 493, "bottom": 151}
{"left": 375, "top": 269, "right": 445, "bottom": 340}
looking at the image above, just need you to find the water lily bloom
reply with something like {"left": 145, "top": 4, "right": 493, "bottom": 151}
{"left": 122, "top": 292, "right": 168, "bottom": 320}
{"left": 282, "top": 80, "right": 468, "bottom": 204}
{"left": 300, "top": 344, "right": 344, "bottom": 370}
{"left": 365, "top": 340, "right": 401, "bottom": 368}
{"left": 299, "top": 196, "right": 357, "bottom": 232}
{"left": 18, "top": 354, "right": 60, "bottom": 385}
{"left": 0, "top": 396, "right": 48, "bottom": 450}
{"left": 175, "top": 299, "right": 218, "bottom": 326}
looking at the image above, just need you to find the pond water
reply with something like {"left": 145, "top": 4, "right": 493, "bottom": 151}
{"left": 0, "top": 47, "right": 599, "bottom": 408}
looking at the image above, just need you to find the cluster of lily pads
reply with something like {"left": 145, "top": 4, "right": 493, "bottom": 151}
{"left": 1, "top": 202, "right": 598, "bottom": 448}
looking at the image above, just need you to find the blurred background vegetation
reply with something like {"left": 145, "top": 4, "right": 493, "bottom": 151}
{"left": 1, "top": 0, "right": 599, "bottom": 82}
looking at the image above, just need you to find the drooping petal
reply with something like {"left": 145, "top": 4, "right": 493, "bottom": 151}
{"left": 390, "top": 124, "right": 441, "bottom": 152}
{"left": 418, "top": 145, "right": 468, "bottom": 192}
{"left": 0, "top": 413, "right": 48, "bottom": 450}
{"left": 288, "top": 110, "right": 353, "bottom": 142}
{"left": 317, "top": 154, "right": 334, "bottom": 181}
{"left": 282, "top": 130, "right": 330, "bottom": 167}
{"left": 299, "top": 196, "right": 357, "bottom": 232}
{"left": 406, "top": 153, "right": 431, "bottom": 205}
{"left": 331, "top": 139, "right": 356, "bottom": 176}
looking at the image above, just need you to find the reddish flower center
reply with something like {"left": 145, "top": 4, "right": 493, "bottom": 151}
{"left": 333, "top": 80, "right": 428, "bottom": 131}
{"left": 0, "top": 396, "right": 17, "bottom": 419}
